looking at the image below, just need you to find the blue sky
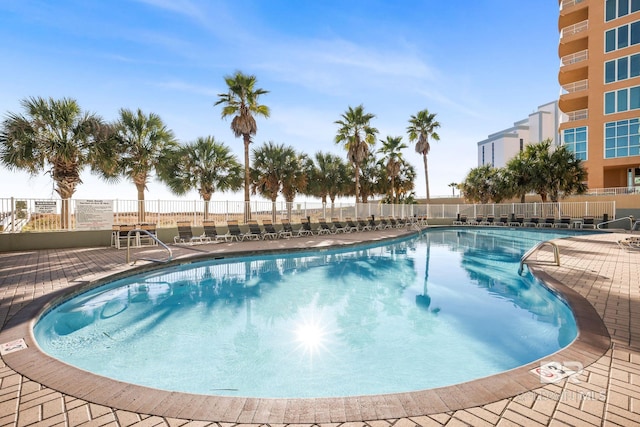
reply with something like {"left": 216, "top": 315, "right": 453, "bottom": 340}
{"left": 0, "top": 0, "right": 560, "bottom": 202}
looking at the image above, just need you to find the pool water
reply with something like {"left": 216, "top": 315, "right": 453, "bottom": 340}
{"left": 34, "top": 228, "right": 583, "bottom": 398}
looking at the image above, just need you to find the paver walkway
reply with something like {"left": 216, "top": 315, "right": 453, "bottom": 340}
{"left": 0, "top": 228, "right": 638, "bottom": 426}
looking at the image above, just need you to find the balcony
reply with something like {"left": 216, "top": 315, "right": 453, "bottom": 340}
{"left": 561, "top": 20, "right": 588, "bottom": 38}
{"left": 567, "top": 109, "right": 588, "bottom": 121}
{"left": 561, "top": 79, "right": 588, "bottom": 93}
{"left": 561, "top": 49, "right": 588, "bottom": 66}
{"left": 560, "top": 0, "right": 585, "bottom": 10}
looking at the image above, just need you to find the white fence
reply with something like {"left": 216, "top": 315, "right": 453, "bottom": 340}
{"left": 0, "top": 197, "right": 617, "bottom": 233}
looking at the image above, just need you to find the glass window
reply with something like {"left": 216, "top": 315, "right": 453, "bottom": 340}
{"left": 619, "top": 88, "right": 629, "bottom": 111}
{"left": 563, "top": 127, "right": 587, "bottom": 161}
{"left": 607, "top": 0, "right": 618, "bottom": 20}
{"left": 621, "top": 0, "right": 631, "bottom": 17}
{"left": 606, "top": 60, "right": 616, "bottom": 83}
{"left": 604, "top": 118, "right": 640, "bottom": 158}
{"left": 631, "top": 54, "right": 640, "bottom": 77}
{"left": 632, "top": 21, "right": 640, "bottom": 45}
{"left": 631, "top": 86, "right": 640, "bottom": 109}
{"left": 606, "top": 91, "right": 616, "bottom": 114}
{"left": 607, "top": 29, "right": 617, "bottom": 52}
{"left": 619, "top": 57, "right": 629, "bottom": 80}
{"left": 633, "top": 0, "right": 640, "bottom": 13}
{"left": 619, "top": 26, "right": 629, "bottom": 49}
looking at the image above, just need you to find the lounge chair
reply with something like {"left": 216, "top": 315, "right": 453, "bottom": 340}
{"left": 357, "top": 217, "right": 371, "bottom": 231}
{"left": 202, "top": 220, "right": 228, "bottom": 243}
{"left": 388, "top": 217, "right": 402, "bottom": 228}
{"left": 297, "top": 218, "right": 315, "bottom": 236}
{"left": 509, "top": 215, "right": 524, "bottom": 227}
{"left": 524, "top": 216, "right": 540, "bottom": 227}
{"left": 539, "top": 216, "right": 556, "bottom": 228}
{"left": 581, "top": 216, "right": 596, "bottom": 229}
{"left": 369, "top": 216, "right": 381, "bottom": 230}
{"left": 318, "top": 218, "right": 334, "bottom": 234}
{"left": 497, "top": 215, "right": 509, "bottom": 226}
{"left": 469, "top": 215, "right": 483, "bottom": 226}
{"left": 174, "top": 221, "right": 205, "bottom": 244}
{"left": 618, "top": 236, "right": 640, "bottom": 250}
{"left": 331, "top": 217, "right": 348, "bottom": 233}
{"left": 479, "top": 215, "right": 494, "bottom": 226}
{"left": 246, "top": 220, "right": 266, "bottom": 240}
{"left": 226, "top": 220, "right": 248, "bottom": 242}
{"left": 453, "top": 214, "right": 468, "bottom": 225}
{"left": 555, "top": 216, "right": 571, "bottom": 228}
{"left": 261, "top": 219, "right": 279, "bottom": 240}
{"left": 278, "top": 219, "right": 294, "bottom": 239}
{"left": 344, "top": 217, "right": 360, "bottom": 232}
{"left": 378, "top": 217, "right": 392, "bottom": 229}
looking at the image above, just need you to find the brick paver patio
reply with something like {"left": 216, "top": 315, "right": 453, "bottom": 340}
{"left": 0, "top": 228, "right": 638, "bottom": 426}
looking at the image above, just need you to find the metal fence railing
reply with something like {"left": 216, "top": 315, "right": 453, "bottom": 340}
{"left": 0, "top": 197, "right": 617, "bottom": 233}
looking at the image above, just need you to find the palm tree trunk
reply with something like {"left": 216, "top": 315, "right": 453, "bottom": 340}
{"left": 136, "top": 183, "right": 146, "bottom": 223}
{"left": 354, "top": 164, "right": 360, "bottom": 204}
{"left": 423, "top": 152, "right": 430, "bottom": 201}
{"left": 243, "top": 134, "right": 252, "bottom": 222}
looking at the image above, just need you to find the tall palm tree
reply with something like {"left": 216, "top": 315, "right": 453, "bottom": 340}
{"left": 0, "top": 96, "right": 112, "bottom": 228}
{"left": 215, "top": 71, "right": 270, "bottom": 221}
{"left": 448, "top": 182, "right": 458, "bottom": 197}
{"left": 250, "top": 142, "right": 305, "bottom": 220}
{"left": 407, "top": 109, "right": 441, "bottom": 201}
{"left": 111, "top": 108, "right": 177, "bottom": 222}
{"left": 157, "top": 136, "right": 243, "bottom": 220}
{"left": 308, "top": 152, "right": 351, "bottom": 216}
{"left": 378, "top": 135, "right": 408, "bottom": 204}
{"left": 335, "top": 105, "right": 378, "bottom": 204}
{"left": 359, "top": 152, "right": 385, "bottom": 204}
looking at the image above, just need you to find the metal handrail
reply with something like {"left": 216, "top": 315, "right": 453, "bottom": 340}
{"left": 518, "top": 241, "right": 560, "bottom": 276}
{"left": 596, "top": 215, "right": 634, "bottom": 230}
{"left": 126, "top": 229, "right": 173, "bottom": 265}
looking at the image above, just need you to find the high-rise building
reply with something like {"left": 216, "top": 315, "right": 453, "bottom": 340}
{"left": 477, "top": 101, "right": 562, "bottom": 168}
{"left": 559, "top": 0, "right": 640, "bottom": 191}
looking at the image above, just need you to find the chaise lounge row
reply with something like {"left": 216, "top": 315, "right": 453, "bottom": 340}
{"left": 173, "top": 216, "right": 428, "bottom": 244}
{"left": 453, "top": 214, "right": 597, "bottom": 229}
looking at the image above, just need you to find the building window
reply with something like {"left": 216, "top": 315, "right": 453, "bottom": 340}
{"left": 605, "top": 119, "right": 640, "bottom": 158}
{"left": 491, "top": 142, "right": 494, "bottom": 165}
{"left": 482, "top": 146, "right": 485, "bottom": 165}
{"left": 606, "top": 0, "right": 640, "bottom": 22}
{"left": 605, "top": 20, "right": 640, "bottom": 52}
{"left": 563, "top": 127, "right": 588, "bottom": 161}
{"left": 604, "top": 85, "right": 640, "bottom": 113}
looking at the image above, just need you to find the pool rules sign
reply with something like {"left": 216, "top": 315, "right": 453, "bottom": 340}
{"left": 76, "top": 200, "right": 113, "bottom": 230}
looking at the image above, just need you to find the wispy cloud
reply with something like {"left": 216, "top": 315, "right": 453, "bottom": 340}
{"left": 152, "top": 79, "right": 220, "bottom": 97}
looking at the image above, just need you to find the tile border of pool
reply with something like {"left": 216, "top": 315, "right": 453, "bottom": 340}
{"left": 0, "top": 228, "right": 612, "bottom": 423}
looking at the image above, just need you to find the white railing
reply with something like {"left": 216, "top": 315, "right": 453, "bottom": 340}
{"left": 586, "top": 186, "right": 640, "bottom": 196}
{"left": 560, "top": 0, "right": 585, "bottom": 11}
{"left": 561, "top": 49, "right": 588, "bottom": 66}
{"left": 567, "top": 108, "right": 588, "bottom": 121}
{"left": 562, "top": 79, "right": 588, "bottom": 94}
{"left": 561, "top": 20, "right": 588, "bottom": 38}
{"left": 0, "top": 198, "right": 617, "bottom": 233}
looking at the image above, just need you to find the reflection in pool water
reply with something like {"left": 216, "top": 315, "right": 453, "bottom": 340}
{"left": 34, "top": 228, "right": 582, "bottom": 398}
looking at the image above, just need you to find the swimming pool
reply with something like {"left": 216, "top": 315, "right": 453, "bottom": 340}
{"left": 34, "top": 228, "right": 585, "bottom": 398}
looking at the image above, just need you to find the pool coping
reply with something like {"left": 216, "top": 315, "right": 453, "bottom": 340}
{"left": 0, "top": 228, "right": 612, "bottom": 423}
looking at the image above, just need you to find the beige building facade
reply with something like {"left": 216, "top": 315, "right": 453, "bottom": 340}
{"left": 559, "top": 0, "right": 640, "bottom": 190}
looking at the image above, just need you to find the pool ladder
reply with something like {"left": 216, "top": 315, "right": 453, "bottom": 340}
{"left": 126, "top": 228, "right": 173, "bottom": 265}
{"left": 518, "top": 241, "right": 560, "bottom": 276}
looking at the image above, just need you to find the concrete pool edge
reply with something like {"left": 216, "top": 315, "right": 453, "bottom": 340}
{"left": 0, "top": 230, "right": 612, "bottom": 423}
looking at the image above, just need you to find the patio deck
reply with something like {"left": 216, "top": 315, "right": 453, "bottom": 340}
{"left": 0, "top": 228, "right": 638, "bottom": 426}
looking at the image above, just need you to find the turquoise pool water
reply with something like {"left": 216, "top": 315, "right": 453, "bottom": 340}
{"left": 34, "top": 228, "right": 584, "bottom": 398}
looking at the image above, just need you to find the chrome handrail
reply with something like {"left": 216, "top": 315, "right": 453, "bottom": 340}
{"left": 596, "top": 215, "right": 635, "bottom": 230}
{"left": 126, "top": 229, "right": 173, "bottom": 265}
{"left": 518, "top": 241, "right": 560, "bottom": 276}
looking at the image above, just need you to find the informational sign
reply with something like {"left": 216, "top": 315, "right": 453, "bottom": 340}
{"left": 76, "top": 199, "right": 113, "bottom": 230}
{"left": 34, "top": 200, "right": 58, "bottom": 214}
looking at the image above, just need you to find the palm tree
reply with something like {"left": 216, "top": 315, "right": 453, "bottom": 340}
{"left": 250, "top": 142, "right": 305, "bottom": 221}
{"left": 157, "top": 136, "right": 243, "bottom": 220}
{"left": 335, "top": 105, "right": 378, "bottom": 204}
{"left": 359, "top": 152, "right": 385, "bottom": 204}
{"left": 215, "top": 71, "right": 270, "bottom": 221}
{"left": 448, "top": 182, "right": 458, "bottom": 197}
{"left": 407, "top": 109, "right": 441, "bottom": 201}
{"left": 308, "top": 152, "right": 351, "bottom": 216}
{"left": 111, "top": 108, "right": 177, "bottom": 222}
{"left": 378, "top": 136, "right": 408, "bottom": 204}
{"left": 0, "top": 96, "right": 112, "bottom": 228}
